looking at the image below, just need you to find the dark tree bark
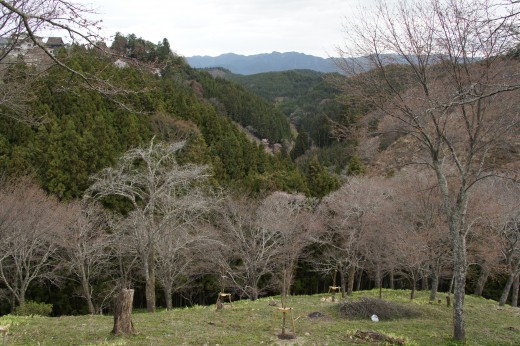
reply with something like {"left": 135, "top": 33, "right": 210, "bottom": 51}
{"left": 356, "top": 269, "right": 363, "bottom": 291}
{"left": 347, "top": 266, "right": 356, "bottom": 296}
{"left": 144, "top": 251, "right": 156, "bottom": 313}
{"left": 339, "top": 269, "right": 346, "bottom": 299}
{"left": 389, "top": 268, "right": 395, "bottom": 290}
{"left": 499, "top": 273, "right": 517, "bottom": 306}
{"left": 512, "top": 274, "right": 519, "bottom": 308}
{"left": 164, "top": 286, "right": 173, "bottom": 310}
{"left": 410, "top": 279, "right": 416, "bottom": 300}
{"left": 81, "top": 272, "right": 95, "bottom": 315}
{"left": 421, "top": 275, "right": 429, "bottom": 291}
{"left": 429, "top": 267, "right": 439, "bottom": 302}
{"left": 474, "top": 265, "right": 490, "bottom": 297}
{"left": 112, "top": 289, "right": 136, "bottom": 336}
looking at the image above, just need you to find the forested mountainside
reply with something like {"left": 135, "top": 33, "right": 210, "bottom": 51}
{"left": 207, "top": 68, "right": 367, "bottom": 174}
{"left": 0, "top": 34, "right": 345, "bottom": 200}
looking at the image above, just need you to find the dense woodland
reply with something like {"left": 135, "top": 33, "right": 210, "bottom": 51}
{"left": 0, "top": 0, "right": 519, "bottom": 343}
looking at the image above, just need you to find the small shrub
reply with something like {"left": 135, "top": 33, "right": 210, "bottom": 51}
{"left": 339, "top": 297, "right": 420, "bottom": 321}
{"left": 13, "top": 301, "right": 53, "bottom": 317}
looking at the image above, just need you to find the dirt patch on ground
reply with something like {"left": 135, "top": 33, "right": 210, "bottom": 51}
{"left": 339, "top": 297, "right": 420, "bottom": 321}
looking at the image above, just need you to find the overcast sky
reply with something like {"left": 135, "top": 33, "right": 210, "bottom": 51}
{"left": 84, "top": 0, "right": 374, "bottom": 58}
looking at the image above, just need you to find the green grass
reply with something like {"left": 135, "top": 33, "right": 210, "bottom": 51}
{"left": 1, "top": 289, "right": 519, "bottom": 345}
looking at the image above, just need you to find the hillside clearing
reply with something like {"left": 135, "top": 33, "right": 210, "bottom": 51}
{"left": 1, "top": 289, "right": 519, "bottom": 345}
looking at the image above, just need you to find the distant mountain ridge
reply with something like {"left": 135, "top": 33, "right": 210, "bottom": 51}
{"left": 186, "top": 51, "right": 342, "bottom": 75}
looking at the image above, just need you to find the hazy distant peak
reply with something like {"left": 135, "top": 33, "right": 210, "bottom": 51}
{"left": 186, "top": 52, "right": 341, "bottom": 75}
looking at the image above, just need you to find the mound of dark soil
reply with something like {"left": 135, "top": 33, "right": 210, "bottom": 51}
{"left": 339, "top": 297, "right": 420, "bottom": 321}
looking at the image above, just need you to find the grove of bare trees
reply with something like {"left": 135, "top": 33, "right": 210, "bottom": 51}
{"left": 336, "top": 0, "right": 520, "bottom": 340}
{"left": 0, "top": 156, "right": 518, "bottom": 342}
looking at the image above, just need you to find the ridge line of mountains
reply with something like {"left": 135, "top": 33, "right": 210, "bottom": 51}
{"left": 186, "top": 51, "right": 343, "bottom": 75}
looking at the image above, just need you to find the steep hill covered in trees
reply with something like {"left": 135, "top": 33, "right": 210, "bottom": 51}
{"left": 216, "top": 68, "right": 366, "bottom": 175}
{"left": 0, "top": 35, "right": 342, "bottom": 200}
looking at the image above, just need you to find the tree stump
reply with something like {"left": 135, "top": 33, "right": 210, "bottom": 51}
{"left": 112, "top": 289, "right": 137, "bottom": 335}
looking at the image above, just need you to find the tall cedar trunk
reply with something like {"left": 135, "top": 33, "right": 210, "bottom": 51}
{"left": 511, "top": 274, "right": 519, "bottom": 308}
{"left": 474, "top": 265, "right": 490, "bottom": 297}
{"left": 144, "top": 251, "right": 156, "bottom": 312}
{"left": 499, "top": 273, "right": 516, "bottom": 306}
{"left": 81, "top": 271, "right": 95, "bottom": 314}
{"left": 389, "top": 268, "right": 395, "bottom": 290}
{"left": 430, "top": 266, "right": 439, "bottom": 301}
{"left": 165, "top": 286, "right": 173, "bottom": 310}
{"left": 112, "top": 289, "right": 136, "bottom": 335}
{"left": 340, "top": 269, "right": 346, "bottom": 299}
{"left": 347, "top": 266, "right": 356, "bottom": 296}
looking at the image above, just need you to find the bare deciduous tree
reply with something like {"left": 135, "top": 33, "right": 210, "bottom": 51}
{"left": 212, "top": 192, "right": 315, "bottom": 301}
{"left": 86, "top": 139, "right": 212, "bottom": 312}
{"left": 316, "top": 176, "right": 394, "bottom": 297}
{"left": 257, "top": 192, "right": 317, "bottom": 297}
{"left": 155, "top": 221, "right": 213, "bottom": 310}
{"left": 337, "top": 0, "right": 520, "bottom": 340}
{"left": 0, "top": 178, "right": 73, "bottom": 307}
{"left": 212, "top": 196, "right": 281, "bottom": 301}
{"left": 55, "top": 200, "right": 114, "bottom": 314}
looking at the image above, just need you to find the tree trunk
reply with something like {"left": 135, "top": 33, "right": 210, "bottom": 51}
{"left": 10, "top": 293, "right": 15, "bottom": 313}
{"left": 421, "top": 274, "right": 429, "bottom": 291}
{"left": 340, "top": 269, "right": 346, "bottom": 299}
{"left": 499, "top": 272, "right": 516, "bottom": 307}
{"left": 389, "top": 268, "right": 395, "bottom": 290}
{"left": 250, "top": 286, "right": 259, "bottom": 301}
{"left": 410, "top": 278, "right": 416, "bottom": 300}
{"left": 81, "top": 275, "right": 95, "bottom": 315}
{"left": 164, "top": 286, "right": 173, "bottom": 310}
{"left": 144, "top": 252, "right": 156, "bottom": 313}
{"left": 474, "top": 264, "right": 489, "bottom": 297}
{"left": 429, "top": 267, "right": 439, "bottom": 301}
{"left": 434, "top": 162, "right": 467, "bottom": 341}
{"left": 511, "top": 274, "right": 519, "bottom": 308}
{"left": 375, "top": 264, "right": 381, "bottom": 290}
{"left": 452, "top": 234, "right": 467, "bottom": 341}
{"left": 112, "top": 289, "right": 136, "bottom": 335}
{"left": 347, "top": 266, "right": 356, "bottom": 296}
{"left": 356, "top": 269, "right": 363, "bottom": 291}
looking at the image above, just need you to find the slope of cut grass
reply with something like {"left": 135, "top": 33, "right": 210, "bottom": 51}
{"left": 1, "top": 289, "right": 519, "bottom": 345}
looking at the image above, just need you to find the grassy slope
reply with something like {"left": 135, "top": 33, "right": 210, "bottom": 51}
{"left": 1, "top": 289, "right": 519, "bottom": 345}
